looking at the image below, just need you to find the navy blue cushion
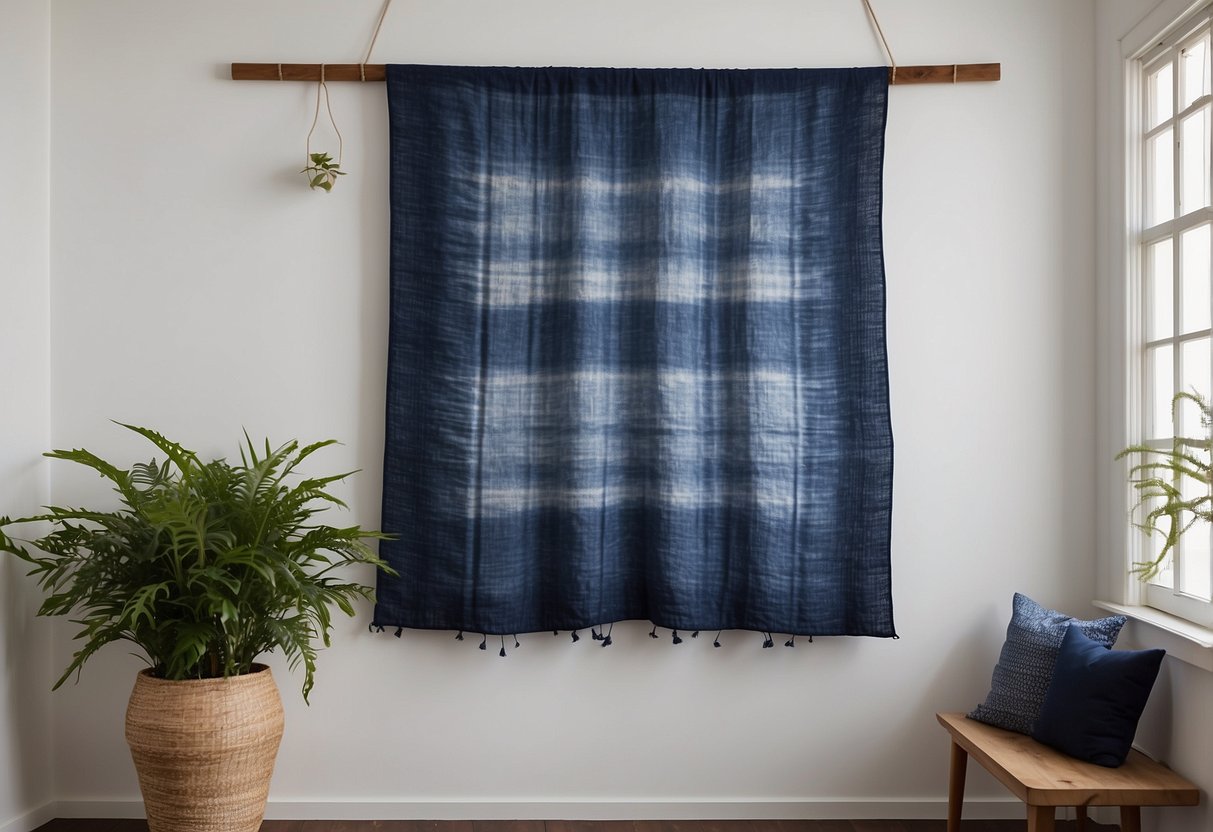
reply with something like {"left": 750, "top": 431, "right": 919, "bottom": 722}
{"left": 968, "top": 593, "right": 1126, "bottom": 735}
{"left": 1032, "top": 624, "right": 1165, "bottom": 767}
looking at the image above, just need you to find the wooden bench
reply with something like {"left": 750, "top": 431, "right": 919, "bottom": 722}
{"left": 937, "top": 712, "right": 1199, "bottom": 831}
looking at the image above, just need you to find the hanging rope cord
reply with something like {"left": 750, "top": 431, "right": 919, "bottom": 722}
{"left": 304, "top": 0, "right": 394, "bottom": 169}
{"left": 362, "top": 0, "right": 394, "bottom": 66}
{"left": 305, "top": 66, "right": 342, "bottom": 166}
{"left": 860, "top": 0, "right": 898, "bottom": 83}
{"left": 310, "top": 0, "right": 893, "bottom": 165}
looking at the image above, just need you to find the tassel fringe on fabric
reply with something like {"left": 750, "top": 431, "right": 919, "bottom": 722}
{"left": 370, "top": 624, "right": 837, "bottom": 653}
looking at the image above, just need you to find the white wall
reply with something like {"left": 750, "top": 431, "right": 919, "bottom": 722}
{"left": 45, "top": 0, "right": 1099, "bottom": 818}
{"left": 0, "top": 1, "right": 54, "bottom": 829}
{"left": 1095, "top": 3, "right": 1213, "bottom": 832}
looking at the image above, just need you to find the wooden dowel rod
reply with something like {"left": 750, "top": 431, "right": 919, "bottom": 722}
{"left": 230, "top": 62, "right": 1000, "bottom": 85}
{"left": 232, "top": 63, "right": 386, "bottom": 82}
{"left": 890, "top": 63, "right": 1000, "bottom": 84}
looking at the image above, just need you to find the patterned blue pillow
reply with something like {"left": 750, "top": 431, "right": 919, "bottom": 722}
{"left": 968, "top": 593, "right": 1126, "bottom": 735}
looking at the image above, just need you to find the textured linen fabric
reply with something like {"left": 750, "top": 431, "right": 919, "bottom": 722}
{"left": 375, "top": 65, "right": 895, "bottom": 638}
{"left": 969, "top": 593, "right": 1127, "bottom": 735}
{"left": 1032, "top": 625, "right": 1164, "bottom": 767}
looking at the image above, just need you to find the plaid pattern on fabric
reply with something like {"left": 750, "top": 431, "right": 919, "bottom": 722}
{"left": 375, "top": 65, "right": 895, "bottom": 638}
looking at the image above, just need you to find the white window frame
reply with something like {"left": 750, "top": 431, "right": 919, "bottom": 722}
{"left": 1100, "top": 0, "right": 1213, "bottom": 645}
{"left": 1134, "top": 8, "right": 1213, "bottom": 626}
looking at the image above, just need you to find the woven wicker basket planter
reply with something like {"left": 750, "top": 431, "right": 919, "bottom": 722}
{"left": 125, "top": 664, "right": 285, "bottom": 832}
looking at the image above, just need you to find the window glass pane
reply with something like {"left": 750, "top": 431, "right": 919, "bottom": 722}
{"left": 1146, "top": 493, "right": 1175, "bottom": 589}
{"left": 1150, "top": 344, "right": 1175, "bottom": 438}
{"left": 1181, "top": 106, "right": 1211, "bottom": 212}
{"left": 1153, "top": 560, "right": 1175, "bottom": 588}
{"left": 1181, "top": 224, "right": 1211, "bottom": 333}
{"left": 1178, "top": 460, "right": 1213, "bottom": 600}
{"left": 1181, "top": 34, "right": 1210, "bottom": 110}
{"left": 1178, "top": 337, "right": 1212, "bottom": 600}
{"left": 1180, "top": 337, "right": 1211, "bottom": 432}
{"left": 1148, "top": 128, "right": 1175, "bottom": 226}
{"left": 1179, "top": 518, "right": 1213, "bottom": 600}
{"left": 1148, "top": 239, "right": 1174, "bottom": 340}
{"left": 1150, "top": 61, "right": 1174, "bottom": 128}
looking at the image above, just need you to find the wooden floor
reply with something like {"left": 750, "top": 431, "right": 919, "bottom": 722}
{"left": 33, "top": 819, "right": 1118, "bottom": 832}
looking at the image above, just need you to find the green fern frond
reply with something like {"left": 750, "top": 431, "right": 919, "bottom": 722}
{"left": 0, "top": 426, "right": 395, "bottom": 702}
{"left": 1119, "top": 390, "right": 1213, "bottom": 581}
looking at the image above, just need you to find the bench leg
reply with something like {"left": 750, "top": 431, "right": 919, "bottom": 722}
{"left": 1026, "top": 805, "right": 1055, "bottom": 832}
{"left": 1120, "top": 806, "right": 1142, "bottom": 832}
{"left": 1075, "top": 804, "right": 1087, "bottom": 832}
{"left": 947, "top": 740, "right": 967, "bottom": 832}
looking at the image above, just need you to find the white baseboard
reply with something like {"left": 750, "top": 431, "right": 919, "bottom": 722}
{"left": 47, "top": 798, "right": 1027, "bottom": 821}
{"left": 0, "top": 802, "right": 56, "bottom": 832}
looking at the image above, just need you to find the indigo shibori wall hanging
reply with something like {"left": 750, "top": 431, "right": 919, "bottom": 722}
{"left": 374, "top": 65, "right": 895, "bottom": 646}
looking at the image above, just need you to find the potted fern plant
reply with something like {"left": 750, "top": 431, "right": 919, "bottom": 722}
{"left": 1118, "top": 390, "right": 1213, "bottom": 579}
{"left": 0, "top": 425, "right": 394, "bottom": 832}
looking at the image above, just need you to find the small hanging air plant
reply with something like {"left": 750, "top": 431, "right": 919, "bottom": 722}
{"left": 302, "top": 152, "right": 346, "bottom": 192}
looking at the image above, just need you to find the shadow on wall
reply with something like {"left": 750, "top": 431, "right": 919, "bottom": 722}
{"left": 788, "top": 615, "right": 1009, "bottom": 801}
{"left": 1132, "top": 657, "right": 1175, "bottom": 766}
{"left": 352, "top": 83, "right": 390, "bottom": 521}
{"left": 2, "top": 553, "right": 51, "bottom": 812}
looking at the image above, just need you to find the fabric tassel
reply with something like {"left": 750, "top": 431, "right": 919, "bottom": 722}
{"left": 371, "top": 624, "right": 385, "bottom": 633}
{"left": 591, "top": 627, "right": 602, "bottom": 641}
{"left": 692, "top": 630, "right": 699, "bottom": 638}
{"left": 479, "top": 634, "right": 487, "bottom": 651}
{"left": 762, "top": 632, "right": 774, "bottom": 648}
{"left": 601, "top": 623, "right": 613, "bottom": 647}
{"left": 808, "top": 635, "right": 814, "bottom": 643}
{"left": 514, "top": 635, "right": 521, "bottom": 648}
{"left": 455, "top": 630, "right": 464, "bottom": 641}
{"left": 649, "top": 625, "right": 659, "bottom": 639}
{"left": 394, "top": 627, "right": 403, "bottom": 638}
{"left": 713, "top": 631, "right": 722, "bottom": 648}
{"left": 499, "top": 635, "right": 507, "bottom": 657}
{"left": 785, "top": 635, "right": 795, "bottom": 647}
{"left": 571, "top": 630, "right": 580, "bottom": 643}
{"left": 368, "top": 623, "right": 374, "bottom": 633}
{"left": 553, "top": 630, "right": 559, "bottom": 636}
{"left": 672, "top": 629, "right": 683, "bottom": 645}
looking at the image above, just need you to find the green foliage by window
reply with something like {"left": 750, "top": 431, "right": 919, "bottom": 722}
{"left": 0, "top": 425, "right": 394, "bottom": 701}
{"left": 1117, "top": 390, "right": 1213, "bottom": 580}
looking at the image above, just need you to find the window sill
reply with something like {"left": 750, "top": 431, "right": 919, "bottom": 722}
{"left": 1094, "top": 600, "right": 1213, "bottom": 672}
